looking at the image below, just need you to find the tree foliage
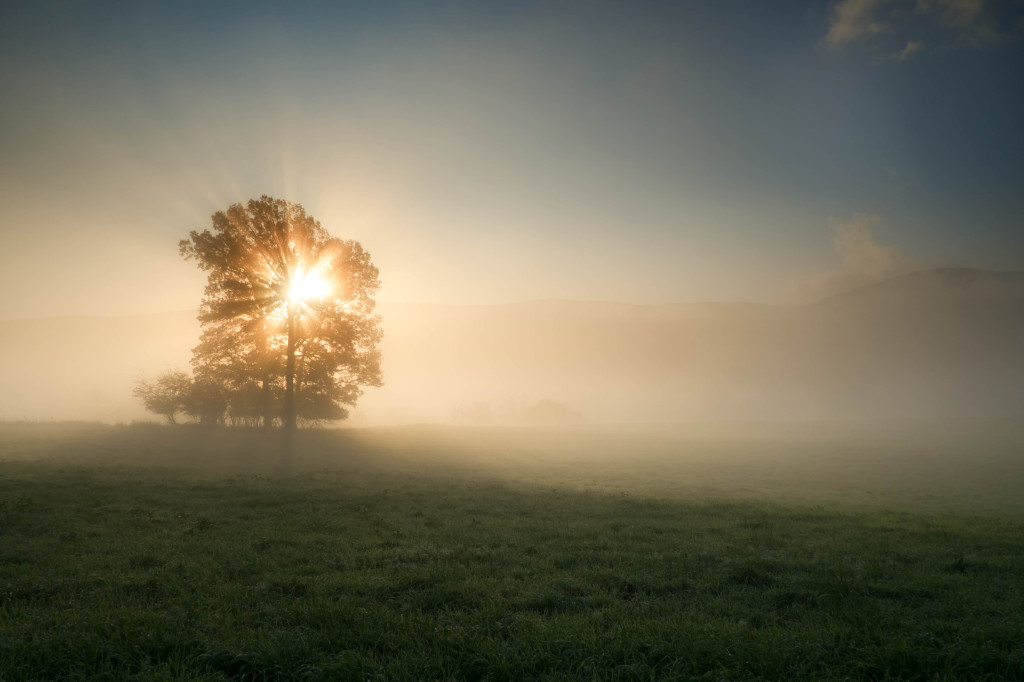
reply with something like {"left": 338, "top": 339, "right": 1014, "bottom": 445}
{"left": 183, "top": 379, "right": 228, "bottom": 426}
{"left": 133, "top": 371, "right": 192, "bottom": 424}
{"left": 179, "top": 196, "right": 383, "bottom": 430}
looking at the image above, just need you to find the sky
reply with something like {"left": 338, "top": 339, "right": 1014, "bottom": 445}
{"left": 1, "top": 0, "right": 1022, "bottom": 319}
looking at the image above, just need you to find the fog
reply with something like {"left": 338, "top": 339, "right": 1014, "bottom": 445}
{"left": 2, "top": 267, "right": 1022, "bottom": 427}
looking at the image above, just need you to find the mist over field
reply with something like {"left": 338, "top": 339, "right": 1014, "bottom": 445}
{"left": 3, "top": 1, "right": 1024, "bottom": 677}
{"left": 3, "top": 267, "right": 1023, "bottom": 426}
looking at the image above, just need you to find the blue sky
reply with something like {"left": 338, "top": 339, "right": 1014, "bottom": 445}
{"left": 1, "top": 0, "right": 1022, "bottom": 317}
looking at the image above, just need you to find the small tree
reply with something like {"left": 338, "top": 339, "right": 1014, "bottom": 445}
{"left": 133, "top": 371, "right": 192, "bottom": 424}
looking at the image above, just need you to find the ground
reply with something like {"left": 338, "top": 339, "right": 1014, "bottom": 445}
{"left": 0, "top": 422, "right": 1022, "bottom": 680}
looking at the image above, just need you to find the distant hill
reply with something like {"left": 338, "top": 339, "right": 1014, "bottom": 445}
{"left": 776, "top": 268, "right": 1024, "bottom": 418}
{"left": 811, "top": 267, "right": 1024, "bottom": 307}
{"left": 1, "top": 268, "right": 1022, "bottom": 424}
{"left": 372, "top": 268, "right": 1024, "bottom": 422}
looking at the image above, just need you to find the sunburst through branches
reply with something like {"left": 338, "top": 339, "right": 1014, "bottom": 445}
{"left": 179, "top": 196, "right": 383, "bottom": 460}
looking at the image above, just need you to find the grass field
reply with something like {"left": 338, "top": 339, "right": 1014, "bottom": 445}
{"left": 1, "top": 422, "right": 1023, "bottom": 680}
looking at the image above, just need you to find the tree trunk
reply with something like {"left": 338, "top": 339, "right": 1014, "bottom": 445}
{"left": 260, "top": 378, "right": 271, "bottom": 428}
{"left": 257, "top": 324, "right": 272, "bottom": 428}
{"left": 282, "top": 303, "right": 298, "bottom": 465}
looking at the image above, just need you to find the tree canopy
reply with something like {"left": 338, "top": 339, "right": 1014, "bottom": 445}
{"left": 132, "top": 370, "right": 192, "bottom": 425}
{"left": 178, "top": 196, "right": 383, "bottom": 435}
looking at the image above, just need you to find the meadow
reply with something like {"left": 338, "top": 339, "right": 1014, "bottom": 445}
{"left": 1, "top": 421, "right": 1022, "bottom": 680}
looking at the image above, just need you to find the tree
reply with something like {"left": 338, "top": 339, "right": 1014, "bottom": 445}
{"left": 179, "top": 196, "right": 383, "bottom": 451}
{"left": 133, "top": 370, "right": 192, "bottom": 424}
{"left": 183, "top": 378, "right": 228, "bottom": 426}
{"left": 189, "top": 313, "right": 282, "bottom": 427}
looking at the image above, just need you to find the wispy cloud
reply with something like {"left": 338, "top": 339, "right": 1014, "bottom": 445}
{"left": 918, "top": 0, "right": 1001, "bottom": 45}
{"left": 896, "top": 39, "right": 925, "bottom": 59}
{"left": 826, "top": 0, "right": 891, "bottom": 47}
{"left": 824, "top": 0, "right": 1012, "bottom": 57}
{"left": 788, "top": 215, "right": 909, "bottom": 302}
{"left": 916, "top": 0, "right": 984, "bottom": 27}
{"left": 875, "top": 39, "right": 926, "bottom": 63}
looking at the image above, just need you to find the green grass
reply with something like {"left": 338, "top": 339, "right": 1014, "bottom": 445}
{"left": 1, "top": 422, "right": 1023, "bottom": 680}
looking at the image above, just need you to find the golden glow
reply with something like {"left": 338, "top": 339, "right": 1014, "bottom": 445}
{"left": 288, "top": 267, "right": 331, "bottom": 304}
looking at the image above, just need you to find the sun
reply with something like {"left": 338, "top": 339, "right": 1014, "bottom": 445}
{"left": 288, "top": 267, "right": 332, "bottom": 304}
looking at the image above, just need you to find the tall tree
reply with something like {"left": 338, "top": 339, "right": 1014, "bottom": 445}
{"left": 180, "top": 196, "right": 383, "bottom": 451}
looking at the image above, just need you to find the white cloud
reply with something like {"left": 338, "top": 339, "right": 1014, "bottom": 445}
{"left": 876, "top": 39, "right": 926, "bottom": 63}
{"left": 916, "top": 0, "right": 984, "bottom": 27}
{"left": 826, "top": 0, "right": 891, "bottom": 47}
{"left": 788, "top": 215, "right": 908, "bottom": 302}
{"left": 897, "top": 39, "right": 925, "bottom": 60}
{"left": 825, "top": 0, "right": 1007, "bottom": 55}
{"left": 917, "top": 0, "right": 1000, "bottom": 44}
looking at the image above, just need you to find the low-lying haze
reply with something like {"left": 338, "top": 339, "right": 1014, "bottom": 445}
{"left": 1, "top": 1, "right": 1022, "bottom": 428}
{"left": 3, "top": 267, "right": 1022, "bottom": 425}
